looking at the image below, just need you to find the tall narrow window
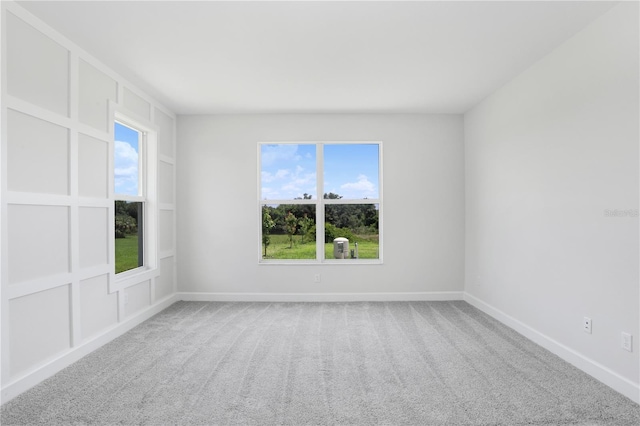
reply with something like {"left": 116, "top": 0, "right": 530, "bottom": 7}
{"left": 114, "top": 121, "right": 145, "bottom": 273}
{"left": 259, "top": 142, "right": 381, "bottom": 263}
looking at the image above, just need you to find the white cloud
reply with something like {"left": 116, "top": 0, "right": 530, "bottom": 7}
{"left": 261, "top": 145, "right": 318, "bottom": 199}
{"left": 261, "top": 169, "right": 292, "bottom": 184}
{"left": 281, "top": 183, "right": 300, "bottom": 193}
{"left": 262, "top": 165, "right": 316, "bottom": 198}
{"left": 261, "top": 144, "right": 299, "bottom": 167}
{"left": 261, "top": 187, "right": 279, "bottom": 199}
{"left": 275, "top": 169, "right": 290, "bottom": 179}
{"left": 340, "top": 174, "right": 376, "bottom": 198}
{"left": 114, "top": 140, "right": 139, "bottom": 195}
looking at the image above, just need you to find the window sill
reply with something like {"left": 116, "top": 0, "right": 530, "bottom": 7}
{"left": 110, "top": 266, "right": 160, "bottom": 293}
{"left": 259, "top": 259, "right": 383, "bottom": 265}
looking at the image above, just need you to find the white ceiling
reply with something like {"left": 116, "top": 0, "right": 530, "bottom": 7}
{"left": 17, "top": 1, "right": 616, "bottom": 115}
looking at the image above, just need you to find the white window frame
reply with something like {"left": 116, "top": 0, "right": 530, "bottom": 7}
{"left": 258, "top": 141, "right": 383, "bottom": 264}
{"left": 109, "top": 106, "right": 159, "bottom": 291}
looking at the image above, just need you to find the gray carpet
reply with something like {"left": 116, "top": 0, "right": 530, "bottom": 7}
{"left": 2, "top": 301, "right": 639, "bottom": 425}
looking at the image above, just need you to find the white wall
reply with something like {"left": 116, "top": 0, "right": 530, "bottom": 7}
{"left": 464, "top": 3, "right": 639, "bottom": 402}
{"left": 177, "top": 114, "right": 464, "bottom": 299}
{"left": 1, "top": 2, "right": 177, "bottom": 401}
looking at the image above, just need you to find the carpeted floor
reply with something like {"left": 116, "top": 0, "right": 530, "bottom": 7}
{"left": 2, "top": 301, "right": 639, "bottom": 425}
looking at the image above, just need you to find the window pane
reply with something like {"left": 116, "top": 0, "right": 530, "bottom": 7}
{"left": 114, "top": 122, "right": 140, "bottom": 196}
{"left": 324, "top": 204, "right": 379, "bottom": 259}
{"left": 115, "top": 201, "right": 143, "bottom": 273}
{"left": 324, "top": 144, "right": 379, "bottom": 199}
{"left": 260, "top": 144, "right": 316, "bottom": 200}
{"left": 262, "top": 204, "right": 316, "bottom": 260}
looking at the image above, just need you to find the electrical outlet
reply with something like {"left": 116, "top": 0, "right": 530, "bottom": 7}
{"left": 124, "top": 292, "right": 129, "bottom": 305}
{"left": 583, "top": 317, "right": 592, "bottom": 334}
{"left": 622, "top": 332, "right": 632, "bottom": 352}
{"left": 314, "top": 274, "right": 321, "bottom": 283}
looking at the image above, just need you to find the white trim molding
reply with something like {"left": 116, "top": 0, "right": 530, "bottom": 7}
{"left": 463, "top": 292, "right": 640, "bottom": 404}
{"left": 0, "top": 294, "right": 178, "bottom": 404}
{"left": 177, "top": 291, "right": 464, "bottom": 303}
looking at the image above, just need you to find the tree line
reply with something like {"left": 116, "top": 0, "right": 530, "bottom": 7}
{"left": 261, "top": 193, "right": 379, "bottom": 256}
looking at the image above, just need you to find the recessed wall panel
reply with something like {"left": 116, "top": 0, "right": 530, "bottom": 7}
{"left": 159, "top": 161, "right": 174, "bottom": 204}
{"left": 124, "top": 280, "right": 150, "bottom": 318}
{"left": 9, "top": 285, "right": 71, "bottom": 377}
{"left": 79, "top": 207, "right": 109, "bottom": 268}
{"left": 6, "top": 12, "right": 69, "bottom": 116}
{"left": 79, "top": 133, "right": 108, "bottom": 198}
{"left": 7, "top": 109, "right": 69, "bottom": 195}
{"left": 123, "top": 88, "right": 151, "bottom": 120}
{"left": 80, "top": 275, "right": 117, "bottom": 340}
{"left": 8, "top": 205, "right": 70, "bottom": 284}
{"left": 79, "top": 59, "right": 117, "bottom": 132}
{"left": 159, "top": 210, "right": 174, "bottom": 252}
{"left": 155, "top": 257, "right": 174, "bottom": 301}
{"left": 154, "top": 108, "right": 174, "bottom": 158}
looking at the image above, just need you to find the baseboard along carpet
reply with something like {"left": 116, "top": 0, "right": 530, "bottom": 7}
{"left": 2, "top": 301, "right": 639, "bottom": 425}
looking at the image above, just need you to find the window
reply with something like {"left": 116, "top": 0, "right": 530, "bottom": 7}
{"left": 114, "top": 121, "right": 145, "bottom": 274}
{"left": 259, "top": 142, "right": 382, "bottom": 263}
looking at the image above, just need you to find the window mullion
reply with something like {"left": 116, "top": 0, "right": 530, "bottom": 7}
{"left": 316, "top": 143, "right": 324, "bottom": 261}
{"left": 114, "top": 195, "right": 145, "bottom": 203}
{"left": 323, "top": 198, "right": 380, "bottom": 205}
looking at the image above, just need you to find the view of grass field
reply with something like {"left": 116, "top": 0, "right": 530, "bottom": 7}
{"left": 115, "top": 234, "right": 140, "bottom": 273}
{"left": 263, "top": 234, "right": 379, "bottom": 260}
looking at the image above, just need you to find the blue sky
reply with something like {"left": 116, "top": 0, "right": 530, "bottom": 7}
{"left": 114, "top": 122, "right": 139, "bottom": 196}
{"left": 261, "top": 144, "right": 379, "bottom": 200}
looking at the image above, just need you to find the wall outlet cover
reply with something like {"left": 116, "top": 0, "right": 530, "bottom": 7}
{"left": 622, "top": 332, "right": 632, "bottom": 352}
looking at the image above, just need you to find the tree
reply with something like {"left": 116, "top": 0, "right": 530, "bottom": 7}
{"left": 323, "top": 192, "right": 342, "bottom": 200}
{"left": 298, "top": 213, "right": 314, "bottom": 243}
{"left": 284, "top": 211, "right": 297, "bottom": 249}
{"left": 115, "top": 214, "right": 137, "bottom": 238}
{"left": 115, "top": 200, "right": 139, "bottom": 221}
{"left": 262, "top": 208, "right": 276, "bottom": 257}
{"left": 114, "top": 201, "right": 138, "bottom": 238}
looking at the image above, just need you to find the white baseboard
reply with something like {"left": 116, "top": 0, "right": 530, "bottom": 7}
{"left": 177, "top": 291, "right": 464, "bottom": 302}
{"left": 463, "top": 292, "right": 640, "bottom": 404}
{"left": 1, "top": 294, "right": 179, "bottom": 404}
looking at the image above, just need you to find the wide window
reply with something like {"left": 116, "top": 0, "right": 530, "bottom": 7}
{"left": 114, "top": 121, "right": 145, "bottom": 274}
{"left": 259, "top": 142, "right": 382, "bottom": 263}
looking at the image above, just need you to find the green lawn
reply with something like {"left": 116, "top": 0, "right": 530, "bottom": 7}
{"left": 115, "top": 234, "right": 140, "bottom": 273}
{"left": 263, "top": 234, "right": 378, "bottom": 260}
{"left": 324, "top": 238, "right": 378, "bottom": 260}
